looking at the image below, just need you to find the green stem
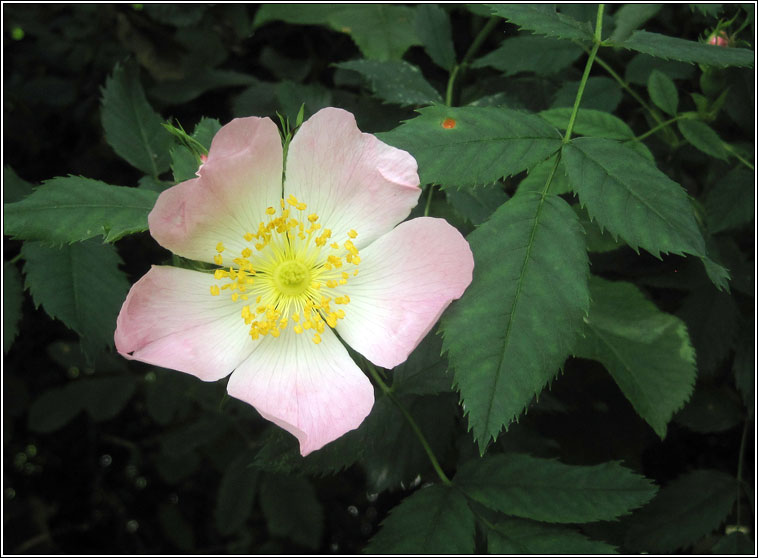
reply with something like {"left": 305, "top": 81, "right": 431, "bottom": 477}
{"left": 444, "top": 16, "right": 498, "bottom": 107}
{"left": 424, "top": 183, "right": 435, "bottom": 216}
{"left": 632, "top": 115, "right": 685, "bottom": 142}
{"left": 563, "top": 4, "right": 605, "bottom": 144}
{"left": 591, "top": 53, "right": 666, "bottom": 127}
{"left": 364, "top": 360, "right": 452, "bottom": 486}
{"left": 724, "top": 143, "right": 755, "bottom": 170}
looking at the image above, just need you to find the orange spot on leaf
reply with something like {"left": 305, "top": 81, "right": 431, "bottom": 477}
{"left": 442, "top": 118, "right": 456, "bottom": 129}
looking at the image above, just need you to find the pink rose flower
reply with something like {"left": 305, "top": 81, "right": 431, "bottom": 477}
{"left": 115, "top": 108, "right": 474, "bottom": 455}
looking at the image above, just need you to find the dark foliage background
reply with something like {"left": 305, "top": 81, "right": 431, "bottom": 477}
{"left": 3, "top": 3, "right": 755, "bottom": 554}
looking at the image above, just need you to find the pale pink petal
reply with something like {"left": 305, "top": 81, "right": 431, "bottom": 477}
{"left": 115, "top": 266, "right": 256, "bottom": 381}
{"left": 336, "top": 217, "right": 473, "bottom": 369}
{"left": 149, "top": 117, "right": 284, "bottom": 263}
{"left": 227, "top": 325, "right": 375, "bottom": 456}
{"left": 284, "top": 107, "right": 421, "bottom": 248}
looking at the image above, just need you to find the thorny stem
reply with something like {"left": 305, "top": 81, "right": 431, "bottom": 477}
{"left": 445, "top": 16, "right": 499, "bottom": 107}
{"left": 424, "top": 183, "right": 435, "bottom": 216}
{"left": 364, "top": 359, "right": 452, "bottom": 486}
{"left": 724, "top": 143, "right": 755, "bottom": 170}
{"left": 563, "top": 4, "right": 605, "bottom": 144}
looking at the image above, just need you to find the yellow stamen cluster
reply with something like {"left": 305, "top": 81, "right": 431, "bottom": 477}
{"left": 208, "top": 195, "right": 360, "bottom": 344}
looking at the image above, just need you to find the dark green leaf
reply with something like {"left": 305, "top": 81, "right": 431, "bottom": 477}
{"left": 334, "top": 60, "right": 442, "bottom": 106}
{"left": 157, "top": 503, "right": 195, "bottom": 551}
{"left": 563, "top": 137, "right": 706, "bottom": 258}
{"left": 539, "top": 107, "right": 635, "bottom": 140}
{"left": 254, "top": 4, "right": 420, "bottom": 60}
{"left": 259, "top": 473, "right": 323, "bottom": 549}
{"left": 574, "top": 205, "right": 625, "bottom": 252}
{"left": 4, "top": 177, "right": 158, "bottom": 243}
{"left": 74, "top": 376, "right": 137, "bottom": 421}
{"left": 4, "top": 261, "right": 24, "bottom": 354}
{"left": 145, "top": 369, "right": 192, "bottom": 425}
{"left": 215, "top": 450, "right": 260, "bottom": 535}
{"left": 28, "top": 385, "right": 83, "bottom": 433}
{"left": 704, "top": 167, "right": 755, "bottom": 234}
{"left": 442, "top": 193, "right": 589, "bottom": 450}
{"left": 170, "top": 146, "right": 198, "bottom": 184}
{"left": 456, "top": 453, "right": 657, "bottom": 522}
{"left": 674, "top": 384, "right": 743, "bottom": 433}
{"left": 647, "top": 69, "right": 679, "bottom": 115}
{"left": 445, "top": 183, "right": 510, "bottom": 226}
{"left": 391, "top": 331, "right": 451, "bottom": 396}
{"left": 615, "top": 31, "right": 754, "bottom": 68}
{"left": 691, "top": 4, "right": 724, "bottom": 18}
{"left": 21, "top": 240, "right": 129, "bottom": 359}
{"left": 487, "top": 4, "right": 594, "bottom": 42}
{"left": 610, "top": 4, "right": 661, "bottom": 43}
{"left": 366, "top": 485, "right": 475, "bottom": 553}
{"left": 625, "top": 469, "right": 737, "bottom": 553}
{"left": 192, "top": 117, "right": 222, "bottom": 150}
{"left": 488, "top": 518, "right": 618, "bottom": 554}
{"left": 3, "top": 166, "right": 33, "bottom": 203}
{"left": 150, "top": 69, "right": 256, "bottom": 105}
{"left": 678, "top": 118, "right": 728, "bottom": 160}
{"left": 734, "top": 329, "right": 754, "bottom": 416}
{"left": 573, "top": 276, "right": 696, "bottom": 438}
{"left": 144, "top": 4, "right": 207, "bottom": 26}
{"left": 625, "top": 53, "right": 695, "bottom": 84}
{"left": 378, "top": 106, "right": 562, "bottom": 188}
{"left": 100, "top": 63, "right": 171, "bottom": 176}
{"left": 712, "top": 532, "right": 755, "bottom": 555}
{"left": 472, "top": 36, "right": 583, "bottom": 76}
{"left": 552, "top": 76, "right": 623, "bottom": 113}
{"left": 276, "top": 80, "right": 332, "bottom": 122}
{"left": 414, "top": 4, "right": 456, "bottom": 70}
{"left": 517, "top": 155, "right": 572, "bottom": 195}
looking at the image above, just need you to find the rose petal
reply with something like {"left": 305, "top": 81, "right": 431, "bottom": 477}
{"left": 284, "top": 107, "right": 421, "bottom": 248}
{"left": 227, "top": 325, "right": 375, "bottom": 456}
{"left": 149, "top": 117, "right": 284, "bottom": 263}
{"left": 336, "top": 217, "right": 473, "bottom": 369}
{"left": 115, "top": 266, "right": 256, "bottom": 381}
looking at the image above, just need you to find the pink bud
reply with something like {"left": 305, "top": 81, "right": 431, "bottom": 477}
{"left": 707, "top": 31, "right": 729, "bottom": 47}
{"left": 200, "top": 154, "right": 208, "bottom": 163}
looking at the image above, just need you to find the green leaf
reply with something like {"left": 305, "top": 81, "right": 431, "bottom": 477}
{"left": 574, "top": 205, "right": 625, "bottom": 252}
{"left": 192, "top": 117, "right": 222, "bottom": 150}
{"left": 539, "top": 107, "right": 635, "bottom": 140}
{"left": 445, "top": 183, "right": 510, "bottom": 226}
{"left": 333, "top": 60, "right": 442, "bottom": 106}
{"left": 677, "top": 118, "right": 728, "bottom": 160}
{"left": 442, "top": 193, "right": 589, "bottom": 451}
{"left": 615, "top": 30, "right": 755, "bottom": 68}
{"left": 149, "top": 69, "right": 257, "bottom": 105}
{"left": 625, "top": 469, "right": 737, "bottom": 553}
{"left": 3, "top": 166, "right": 34, "bottom": 203}
{"left": 28, "top": 385, "right": 83, "bottom": 433}
{"left": 552, "top": 76, "right": 623, "bottom": 113}
{"left": 157, "top": 503, "right": 195, "bottom": 551}
{"left": 517, "top": 155, "right": 572, "bottom": 195}
{"left": 391, "top": 331, "right": 451, "bottom": 396}
{"left": 573, "top": 276, "right": 696, "bottom": 438}
{"left": 472, "top": 35, "right": 583, "bottom": 76}
{"left": 215, "top": 450, "right": 260, "bottom": 535}
{"left": 625, "top": 53, "right": 695, "bottom": 85}
{"left": 259, "top": 473, "right": 323, "bottom": 549}
{"left": 704, "top": 167, "right": 755, "bottom": 233}
{"left": 362, "top": 394, "right": 457, "bottom": 492}
{"left": 609, "top": 3, "right": 661, "bottom": 43}
{"left": 734, "top": 329, "right": 754, "bottom": 416}
{"left": 414, "top": 4, "right": 456, "bottom": 70}
{"left": 3, "top": 177, "right": 158, "bottom": 244}
{"left": 100, "top": 63, "right": 172, "bottom": 176}
{"left": 455, "top": 453, "right": 657, "bottom": 523}
{"left": 563, "top": 137, "right": 706, "bottom": 258}
{"left": 487, "top": 519, "right": 618, "bottom": 554}
{"left": 4, "top": 261, "right": 24, "bottom": 354}
{"left": 254, "top": 4, "right": 420, "bottom": 60}
{"left": 144, "top": 4, "right": 207, "bottom": 26}
{"left": 170, "top": 146, "right": 198, "bottom": 184}
{"left": 647, "top": 69, "right": 679, "bottom": 116}
{"left": 674, "top": 384, "right": 743, "bottom": 433}
{"left": 712, "top": 532, "right": 755, "bottom": 555}
{"left": 74, "top": 376, "right": 137, "bottom": 421}
{"left": 366, "top": 485, "right": 475, "bottom": 553}
{"left": 21, "top": 240, "right": 129, "bottom": 359}
{"left": 487, "top": 4, "right": 594, "bottom": 42}
{"left": 691, "top": 4, "right": 724, "bottom": 18}
{"left": 378, "top": 106, "right": 562, "bottom": 188}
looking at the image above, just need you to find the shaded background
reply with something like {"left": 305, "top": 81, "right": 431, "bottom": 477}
{"left": 3, "top": 3, "right": 755, "bottom": 554}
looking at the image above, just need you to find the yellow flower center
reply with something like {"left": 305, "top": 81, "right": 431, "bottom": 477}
{"left": 209, "top": 194, "right": 360, "bottom": 345}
